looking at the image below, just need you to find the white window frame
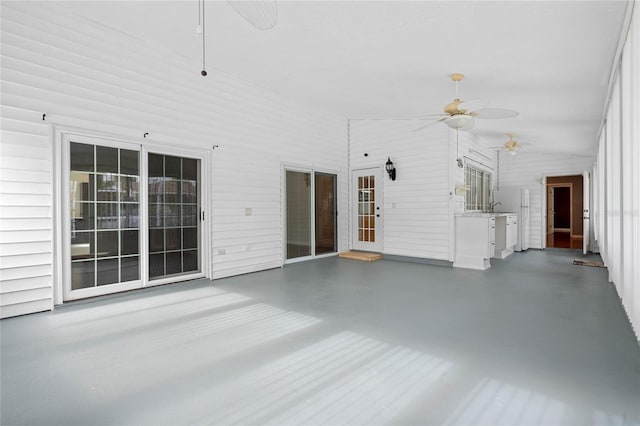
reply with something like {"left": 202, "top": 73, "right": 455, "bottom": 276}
{"left": 464, "top": 161, "right": 492, "bottom": 212}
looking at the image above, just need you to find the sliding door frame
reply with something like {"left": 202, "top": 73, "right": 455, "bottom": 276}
{"left": 60, "top": 133, "right": 143, "bottom": 301}
{"left": 282, "top": 164, "right": 339, "bottom": 265}
{"left": 142, "top": 145, "right": 209, "bottom": 288}
{"left": 54, "top": 127, "right": 211, "bottom": 304}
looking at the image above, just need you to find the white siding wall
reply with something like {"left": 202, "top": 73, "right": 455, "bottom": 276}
{"left": 0, "top": 2, "right": 347, "bottom": 316}
{"left": 0, "top": 107, "right": 53, "bottom": 318}
{"left": 592, "top": 2, "right": 639, "bottom": 341}
{"left": 348, "top": 120, "right": 495, "bottom": 262}
{"left": 349, "top": 120, "right": 449, "bottom": 260}
{"left": 497, "top": 153, "right": 593, "bottom": 249}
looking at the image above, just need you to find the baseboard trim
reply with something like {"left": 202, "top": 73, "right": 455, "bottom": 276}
{"left": 383, "top": 254, "right": 453, "bottom": 268}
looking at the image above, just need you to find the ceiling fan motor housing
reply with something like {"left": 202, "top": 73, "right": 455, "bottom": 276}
{"left": 444, "top": 99, "right": 466, "bottom": 115}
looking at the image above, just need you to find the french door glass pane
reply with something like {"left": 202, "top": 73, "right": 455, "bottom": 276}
{"left": 148, "top": 154, "right": 200, "bottom": 280}
{"left": 315, "top": 172, "right": 337, "bottom": 254}
{"left": 70, "top": 143, "right": 140, "bottom": 290}
{"left": 286, "top": 171, "right": 312, "bottom": 259}
{"left": 357, "top": 175, "right": 375, "bottom": 242}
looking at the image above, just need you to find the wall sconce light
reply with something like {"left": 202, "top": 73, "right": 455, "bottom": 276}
{"left": 385, "top": 157, "right": 396, "bottom": 181}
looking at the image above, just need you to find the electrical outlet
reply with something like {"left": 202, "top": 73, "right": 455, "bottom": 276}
{"left": 245, "top": 208, "right": 252, "bottom": 216}
{"left": 217, "top": 249, "right": 226, "bottom": 255}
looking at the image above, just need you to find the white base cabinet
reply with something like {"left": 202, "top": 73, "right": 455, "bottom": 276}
{"left": 454, "top": 216, "right": 496, "bottom": 270}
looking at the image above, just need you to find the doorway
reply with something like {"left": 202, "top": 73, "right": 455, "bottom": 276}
{"left": 352, "top": 168, "right": 383, "bottom": 252}
{"left": 284, "top": 168, "right": 337, "bottom": 262}
{"left": 546, "top": 175, "right": 583, "bottom": 249}
{"left": 62, "top": 133, "right": 207, "bottom": 302}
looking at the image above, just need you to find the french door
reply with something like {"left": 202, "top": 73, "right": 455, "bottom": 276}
{"left": 284, "top": 168, "right": 337, "bottom": 262}
{"left": 352, "top": 168, "right": 383, "bottom": 252}
{"left": 63, "top": 134, "right": 206, "bottom": 301}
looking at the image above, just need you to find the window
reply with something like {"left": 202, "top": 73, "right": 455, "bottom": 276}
{"left": 465, "top": 165, "right": 492, "bottom": 211}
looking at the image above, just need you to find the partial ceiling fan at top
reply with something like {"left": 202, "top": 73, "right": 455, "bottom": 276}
{"left": 414, "top": 73, "right": 519, "bottom": 132}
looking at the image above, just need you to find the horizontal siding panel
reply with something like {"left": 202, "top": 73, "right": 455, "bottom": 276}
{"left": 0, "top": 287, "right": 51, "bottom": 306}
{"left": 0, "top": 169, "right": 51, "bottom": 184}
{"left": 213, "top": 234, "right": 283, "bottom": 248}
{"left": 0, "top": 264, "right": 51, "bottom": 281}
{"left": 0, "top": 218, "right": 51, "bottom": 231}
{"left": 0, "top": 229, "right": 51, "bottom": 244}
{"left": 213, "top": 255, "right": 282, "bottom": 273}
{"left": 0, "top": 182, "right": 51, "bottom": 196}
{"left": 0, "top": 275, "right": 51, "bottom": 294}
{"left": 0, "top": 205, "right": 50, "bottom": 218}
{"left": 0, "top": 132, "right": 50, "bottom": 157}
{"left": 212, "top": 214, "right": 281, "bottom": 225}
{"left": 0, "top": 253, "right": 52, "bottom": 270}
{"left": 0, "top": 117, "right": 49, "bottom": 136}
{"left": 0, "top": 299, "right": 51, "bottom": 319}
{"left": 0, "top": 241, "right": 51, "bottom": 256}
{"left": 0, "top": 192, "right": 52, "bottom": 206}
{"left": 0, "top": 155, "right": 51, "bottom": 172}
{"left": 213, "top": 262, "right": 281, "bottom": 280}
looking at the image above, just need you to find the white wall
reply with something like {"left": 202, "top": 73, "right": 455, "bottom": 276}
{"left": 348, "top": 120, "right": 449, "bottom": 260}
{"left": 497, "top": 153, "right": 593, "bottom": 249}
{"left": 348, "top": 119, "right": 495, "bottom": 262}
{"left": 592, "top": 1, "right": 639, "bottom": 341}
{"left": 0, "top": 2, "right": 347, "bottom": 317}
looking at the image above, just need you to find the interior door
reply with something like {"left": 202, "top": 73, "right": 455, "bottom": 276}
{"left": 547, "top": 186, "right": 554, "bottom": 235}
{"left": 352, "top": 168, "right": 383, "bottom": 252}
{"left": 583, "top": 170, "right": 590, "bottom": 254}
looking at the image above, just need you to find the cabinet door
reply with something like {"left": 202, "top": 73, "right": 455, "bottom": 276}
{"left": 507, "top": 216, "right": 518, "bottom": 247}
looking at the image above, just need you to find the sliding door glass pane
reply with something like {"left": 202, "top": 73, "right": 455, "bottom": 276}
{"left": 315, "top": 173, "right": 337, "bottom": 254}
{"left": 70, "top": 143, "right": 140, "bottom": 290}
{"left": 286, "top": 171, "right": 311, "bottom": 259}
{"left": 148, "top": 154, "right": 200, "bottom": 280}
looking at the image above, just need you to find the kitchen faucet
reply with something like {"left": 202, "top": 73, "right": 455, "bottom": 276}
{"left": 489, "top": 201, "right": 502, "bottom": 212}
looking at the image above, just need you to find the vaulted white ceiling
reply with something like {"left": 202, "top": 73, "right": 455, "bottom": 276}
{"left": 64, "top": 0, "right": 629, "bottom": 157}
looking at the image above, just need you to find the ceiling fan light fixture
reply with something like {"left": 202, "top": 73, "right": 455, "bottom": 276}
{"left": 444, "top": 114, "right": 474, "bottom": 130}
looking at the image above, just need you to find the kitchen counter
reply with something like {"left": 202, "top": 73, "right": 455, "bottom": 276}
{"left": 456, "top": 212, "right": 517, "bottom": 217}
{"left": 454, "top": 212, "right": 519, "bottom": 269}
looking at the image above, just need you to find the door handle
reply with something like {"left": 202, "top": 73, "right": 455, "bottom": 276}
{"left": 376, "top": 214, "right": 380, "bottom": 217}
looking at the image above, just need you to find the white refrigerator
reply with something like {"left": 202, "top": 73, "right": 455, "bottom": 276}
{"left": 493, "top": 188, "right": 530, "bottom": 251}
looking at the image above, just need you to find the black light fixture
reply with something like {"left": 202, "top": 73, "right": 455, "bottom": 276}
{"left": 385, "top": 157, "right": 396, "bottom": 181}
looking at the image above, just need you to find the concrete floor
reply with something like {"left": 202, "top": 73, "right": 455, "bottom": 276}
{"left": 1, "top": 249, "right": 639, "bottom": 425}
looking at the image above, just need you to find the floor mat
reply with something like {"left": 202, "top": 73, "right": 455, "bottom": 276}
{"left": 573, "top": 259, "right": 605, "bottom": 267}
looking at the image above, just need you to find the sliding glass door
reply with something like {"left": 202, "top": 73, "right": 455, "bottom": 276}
{"left": 315, "top": 173, "right": 337, "bottom": 255}
{"left": 285, "top": 169, "right": 337, "bottom": 261}
{"left": 148, "top": 153, "right": 200, "bottom": 280}
{"left": 68, "top": 139, "right": 142, "bottom": 298}
{"left": 64, "top": 135, "right": 206, "bottom": 301}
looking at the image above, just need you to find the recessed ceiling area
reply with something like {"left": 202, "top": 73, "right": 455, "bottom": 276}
{"left": 63, "top": 0, "right": 629, "bottom": 155}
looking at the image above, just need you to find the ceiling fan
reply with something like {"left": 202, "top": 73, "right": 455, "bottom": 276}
{"left": 492, "top": 133, "right": 522, "bottom": 156}
{"left": 415, "top": 73, "right": 519, "bottom": 132}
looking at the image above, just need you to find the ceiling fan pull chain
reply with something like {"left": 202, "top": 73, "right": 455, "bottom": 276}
{"left": 201, "top": 0, "right": 207, "bottom": 76}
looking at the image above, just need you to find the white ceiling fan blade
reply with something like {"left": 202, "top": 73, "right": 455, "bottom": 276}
{"left": 457, "top": 99, "right": 487, "bottom": 113}
{"left": 227, "top": 0, "right": 278, "bottom": 30}
{"left": 472, "top": 108, "right": 519, "bottom": 119}
{"left": 413, "top": 117, "right": 447, "bottom": 132}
